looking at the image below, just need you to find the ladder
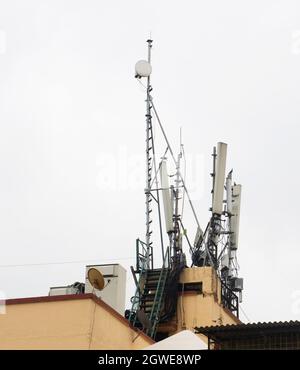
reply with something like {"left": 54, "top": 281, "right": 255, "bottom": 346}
{"left": 128, "top": 245, "right": 170, "bottom": 339}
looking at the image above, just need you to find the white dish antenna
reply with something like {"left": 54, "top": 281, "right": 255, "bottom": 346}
{"left": 212, "top": 142, "right": 227, "bottom": 215}
{"left": 135, "top": 60, "right": 152, "bottom": 78}
{"left": 230, "top": 184, "right": 242, "bottom": 250}
{"left": 160, "top": 159, "right": 173, "bottom": 233}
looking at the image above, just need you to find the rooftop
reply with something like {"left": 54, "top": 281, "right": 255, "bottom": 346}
{"left": 195, "top": 321, "right": 300, "bottom": 343}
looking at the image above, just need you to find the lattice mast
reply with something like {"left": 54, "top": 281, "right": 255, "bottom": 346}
{"left": 145, "top": 39, "right": 153, "bottom": 263}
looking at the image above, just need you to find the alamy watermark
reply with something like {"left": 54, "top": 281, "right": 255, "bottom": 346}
{"left": 96, "top": 146, "right": 206, "bottom": 201}
{"left": 291, "top": 30, "right": 300, "bottom": 55}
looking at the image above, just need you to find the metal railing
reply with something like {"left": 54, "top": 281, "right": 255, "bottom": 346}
{"left": 128, "top": 239, "right": 153, "bottom": 325}
{"left": 221, "top": 280, "right": 239, "bottom": 317}
{"left": 147, "top": 246, "right": 170, "bottom": 338}
{"left": 135, "top": 238, "right": 153, "bottom": 272}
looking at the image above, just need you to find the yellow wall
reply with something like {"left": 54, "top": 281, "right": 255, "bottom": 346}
{"left": 0, "top": 296, "right": 153, "bottom": 350}
{"left": 158, "top": 266, "right": 240, "bottom": 338}
{"left": 0, "top": 268, "right": 241, "bottom": 349}
{"left": 177, "top": 267, "right": 240, "bottom": 331}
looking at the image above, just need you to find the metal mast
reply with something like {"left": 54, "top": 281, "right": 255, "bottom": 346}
{"left": 172, "top": 145, "right": 183, "bottom": 259}
{"left": 145, "top": 39, "right": 153, "bottom": 262}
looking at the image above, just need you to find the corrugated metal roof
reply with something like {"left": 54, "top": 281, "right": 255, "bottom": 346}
{"left": 197, "top": 320, "right": 300, "bottom": 332}
{"left": 195, "top": 320, "right": 300, "bottom": 338}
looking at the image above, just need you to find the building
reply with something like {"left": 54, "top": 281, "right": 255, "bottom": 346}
{"left": 195, "top": 321, "right": 300, "bottom": 350}
{"left": 0, "top": 293, "right": 153, "bottom": 350}
{"left": 157, "top": 266, "right": 241, "bottom": 341}
{"left": 0, "top": 266, "right": 241, "bottom": 349}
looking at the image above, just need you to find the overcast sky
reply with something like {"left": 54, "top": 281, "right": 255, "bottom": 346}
{"left": 0, "top": 0, "right": 300, "bottom": 324}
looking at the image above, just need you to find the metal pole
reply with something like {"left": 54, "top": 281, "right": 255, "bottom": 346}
{"left": 211, "top": 146, "right": 216, "bottom": 212}
{"left": 149, "top": 125, "right": 165, "bottom": 261}
{"left": 173, "top": 151, "right": 182, "bottom": 257}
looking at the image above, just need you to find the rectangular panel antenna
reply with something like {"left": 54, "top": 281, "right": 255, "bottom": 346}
{"left": 212, "top": 142, "right": 227, "bottom": 215}
{"left": 230, "top": 184, "right": 242, "bottom": 250}
{"left": 160, "top": 160, "right": 173, "bottom": 233}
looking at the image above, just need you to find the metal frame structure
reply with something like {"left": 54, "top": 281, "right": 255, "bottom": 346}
{"left": 128, "top": 39, "right": 244, "bottom": 336}
{"left": 190, "top": 145, "right": 243, "bottom": 317}
{"left": 128, "top": 40, "right": 188, "bottom": 338}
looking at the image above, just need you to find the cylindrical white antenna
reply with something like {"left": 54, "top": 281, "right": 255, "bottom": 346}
{"left": 212, "top": 142, "right": 227, "bottom": 215}
{"left": 160, "top": 159, "right": 173, "bottom": 233}
{"left": 226, "top": 170, "right": 233, "bottom": 214}
{"left": 230, "top": 184, "right": 242, "bottom": 249}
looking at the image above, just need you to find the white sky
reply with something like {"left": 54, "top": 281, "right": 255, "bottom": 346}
{"left": 0, "top": 0, "right": 300, "bottom": 323}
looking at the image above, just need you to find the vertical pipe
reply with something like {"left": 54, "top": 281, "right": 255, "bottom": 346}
{"left": 226, "top": 171, "right": 233, "bottom": 278}
{"left": 211, "top": 146, "right": 217, "bottom": 213}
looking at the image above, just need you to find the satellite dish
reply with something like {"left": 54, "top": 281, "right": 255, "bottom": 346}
{"left": 87, "top": 268, "right": 105, "bottom": 291}
{"left": 135, "top": 60, "right": 152, "bottom": 78}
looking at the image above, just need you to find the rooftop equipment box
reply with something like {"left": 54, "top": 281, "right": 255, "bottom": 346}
{"left": 85, "top": 263, "right": 126, "bottom": 315}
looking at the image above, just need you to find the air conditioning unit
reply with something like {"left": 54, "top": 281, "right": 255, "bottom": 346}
{"left": 85, "top": 264, "right": 126, "bottom": 315}
{"left": 49, "top": 282, "right": 85, "bottom": 296}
